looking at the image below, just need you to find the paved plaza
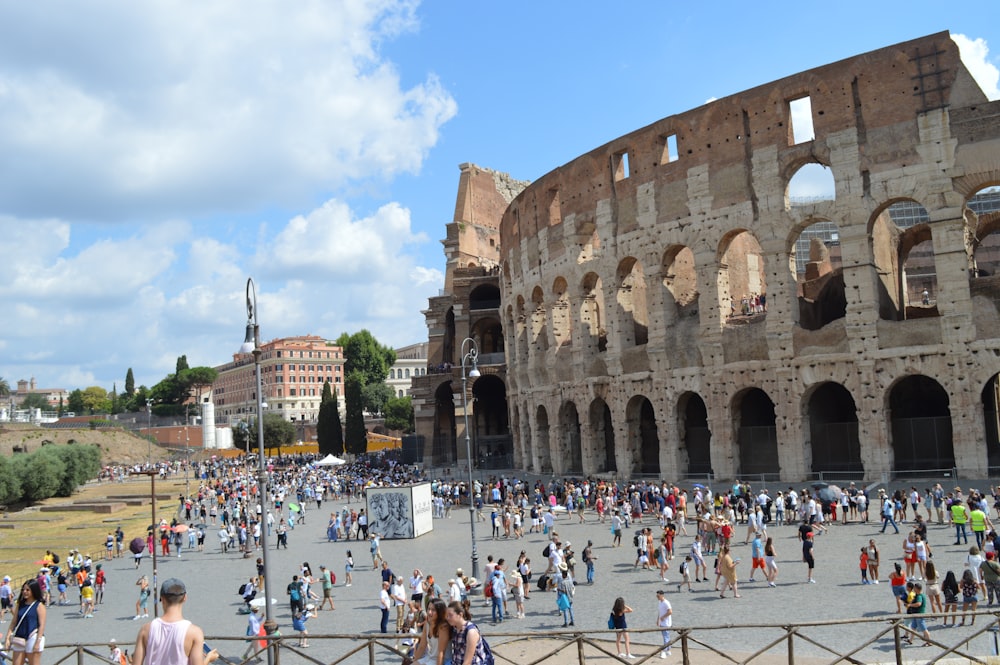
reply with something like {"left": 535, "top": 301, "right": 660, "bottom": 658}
{"left": 29, "top": 483, "right": 1000, "bottom": 663}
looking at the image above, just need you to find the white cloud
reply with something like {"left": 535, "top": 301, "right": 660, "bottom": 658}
{"left": 954, "top": 34, "right": 1000, "bottom": 101}
{"left": 0, "top": 1, "right": 457, "bottom": 221}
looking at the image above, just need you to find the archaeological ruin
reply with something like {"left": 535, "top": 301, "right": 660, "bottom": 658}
{"left": 414, "top": 32, "right": 1000, "bottom": 482}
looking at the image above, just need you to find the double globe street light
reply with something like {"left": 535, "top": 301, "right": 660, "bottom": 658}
{"left": 459, "top": 337, "right": 481, "bottom": 579}
{"left": 239, "top": 277, "right": 276, "bottom": 665}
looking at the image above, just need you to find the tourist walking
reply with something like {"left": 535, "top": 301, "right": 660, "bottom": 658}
{"left": 610, "top": 597, "right": 635, "bottom": 659}
{"left": 655, "top": 589, "right": 672, "bottom": 659}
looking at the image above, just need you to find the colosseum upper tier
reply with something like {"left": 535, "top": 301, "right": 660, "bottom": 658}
{"left": 498, "top": 31, "right": 1000, "bottom": 482}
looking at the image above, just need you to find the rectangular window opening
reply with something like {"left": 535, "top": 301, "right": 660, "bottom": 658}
{"left": 789, "top": 96, "right": 815, "bottom": 145}
{"left": 660, "top": 133, "right": 678, "bottom": 164}
{"left": 612, "top": 151, "right": 630, "bottom": 181}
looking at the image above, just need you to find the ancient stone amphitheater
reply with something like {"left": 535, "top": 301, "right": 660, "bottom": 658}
{"left": 496, "top": 32, "right": 1000, "bottom": 481}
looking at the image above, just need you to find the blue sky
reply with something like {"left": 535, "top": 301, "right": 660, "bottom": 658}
{"left": 1, "top": 1, "right": 998, "bottom": 394}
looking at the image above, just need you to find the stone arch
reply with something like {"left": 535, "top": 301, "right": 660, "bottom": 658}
{"left": 469, "top": 283, "right": 501, "bottom": 311}
{"left": 515, "top": 296, "right": 529, "bottom": 367}
{"left": 471, "top": 374, "right": 509, "bottom": 467}
{"left": 869, "top": 199, "right": 939, "bottom": 320}
{"left": 551, "top": 277, "right": 572, "bottom": 348}
{"left": 616, "top": 257, "right": 649, "bottom": 346}
{"left": 443, "top": 307, "right": 456, "bottom": 366}
{"left": 677, "top": 391, "right": 712, "bottom": 476}
{"left": 787, "top": 218, "right": 846, "bottom": 330}
{"left": 536, "top": 405, "right": 552, "bottom": 473}
{"left": 983, "top": 373, "right": 1000, "bottom": 470}
{"left": 732, "top": 387, "right": 779, "bottom": 477}
{"left": 531, "top": 286, "right": 549, "bottom": 354}
{"left": 432, "top": 381, "right": 456, "bottom": 465}
{"left": 559, "top": 400, "right": 583, "bottom": 474}
{"left": 580, "top": 272, "right": 607, "bottom": 354}
{"left": 718, "top": 229, "right": 768, "bottom": 321}
{"left": 887, "top": 375, "right": 954, "bottom": 472}
{"left": 626, "top": 395, "right": 659, "bottom": 475}
{"left": 802, "top": 382, "right": 861, "bottom": 474}
{"left": 470, "top": 316, "right": 503, "bottom": 355}
{"left": 968, "top": 185, "right": 1000, "bottom": 278}
{"left": 589, "top": 397, "right": 616, "bottom": 473}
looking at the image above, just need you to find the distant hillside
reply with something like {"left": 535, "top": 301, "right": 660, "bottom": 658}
{"left": 0, "top": 424, "right": 170, "bottom": 465}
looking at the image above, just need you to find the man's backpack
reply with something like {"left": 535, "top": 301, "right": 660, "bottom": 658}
{"left": 542, "top": 544, "right": 551, "bottom": 557}
{"left": 633, "top": 533, "right": 640, "bottom": 548}
{"left": 483, "top": 579, "right": 494, "bottom": 598}
{"left": 51, "top": 553, "right": 60, "bottom": 564}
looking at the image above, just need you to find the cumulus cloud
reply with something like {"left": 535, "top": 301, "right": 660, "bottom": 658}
{"left": 0, "top": 1, "right": 457, "bottom": 221}
{"left": 954, "top": 34, "right": 1000, "bottom": 101}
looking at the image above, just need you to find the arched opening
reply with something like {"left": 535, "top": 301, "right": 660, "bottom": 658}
{"left": 589, "top": 397, "right": 616, "bottom": 473}
{"left": 805, "top": 382, "right": 862, "bottom": 474}
{"left": 870, "top": 200, "right": 939, "bottom": 320}
{"left": 470, "top": 316, "right": 503, "bottom": 355}
{"left": 531, "top": 286, "right": 549, "bottom": 354}
{"left": 662, "top": 245, "right": 701, "bottom": 367}
{"left": 983, "top": 374, "right": 1000, "bottom": 469}
{"left": 733, "top": 388, "right": 779, "bottom": 477}
{"left": 677, "top": 392, "right": 712, "bottom": 476}
{"left": 515, "top": 297, "right": 529, "bottom": 367}
{"left": 551, "top": 277, "right": 572, "bottom": 348}
{"left": 789, "top": 220, "right": 846, "bottom": 330}
{"left": 720, "top": 230, "right": 768, "bottom": 322}
{"left": 432, "top": 381, "right": 456, "bottom": 465}
{"left": 471, "top": 374, "right": 509, "bottom": 469}
{"left": 469, "top": 284, "right": 501, "bottom": 311}
{"left": 559, "top": 401, "right": 583, "bottom": 474}
{"left": 536, "top": 405, "right": 552, "bottom": 473}
{"left": 966, "top": 187, "right": 1000, "bottom": 278}
{"left": 581, "top": 273, "right": 606, "bottom": 354}
{"left": 616, "top": 257, "right": 649, "bottom": 346}
{"left": 889, "top": 375, "right": 954, "bottom": 472}
{"left": 786, "top": 162, "right": 836, "bottom": 205}
{"left": 627, "top": 395, "right": 659, "bottom": 475}
{"left": 443, "top": 307, "right": 456, "bottom": 366}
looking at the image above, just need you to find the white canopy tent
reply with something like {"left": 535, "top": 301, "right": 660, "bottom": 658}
{"left": 315, "top": 454, "right": 346, "bottom": 466}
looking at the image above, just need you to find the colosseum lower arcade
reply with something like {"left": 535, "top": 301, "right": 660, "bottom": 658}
{"left": 498, "top": 32, "right": 1000, "bottom": 482}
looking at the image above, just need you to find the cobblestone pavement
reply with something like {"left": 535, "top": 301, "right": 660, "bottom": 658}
{"left": 31, "top": 494, "right": 1000, "bottom": 664}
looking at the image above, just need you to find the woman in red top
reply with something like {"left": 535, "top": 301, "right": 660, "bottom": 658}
{"left": 889, "top": 562, "right": 908, "bottom": 613}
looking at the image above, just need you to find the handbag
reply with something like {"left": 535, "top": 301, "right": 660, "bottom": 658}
{"left": 608, "top": 613, "right": 615, "bottom": 630}
{"left": 10, "top": 602, "right": 38, "bottom": 651}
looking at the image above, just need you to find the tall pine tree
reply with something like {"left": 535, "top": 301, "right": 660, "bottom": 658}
{"left": 317, "top": 381, "right": 344, "bottom": 456}
{"left": 125, "top": 368, "right": 135, "bottom": 396}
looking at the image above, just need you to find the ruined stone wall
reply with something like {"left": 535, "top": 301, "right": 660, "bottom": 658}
{"left": 499, "top": 32, "right": 1000, "bottom": 482}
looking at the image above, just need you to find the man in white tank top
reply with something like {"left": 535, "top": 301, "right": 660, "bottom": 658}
{"left": 132, "top": 578, "right": 219, "bottom": 665}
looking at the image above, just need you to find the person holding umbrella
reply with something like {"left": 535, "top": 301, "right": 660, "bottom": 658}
{"left": 129, "top": 538, "right": 145, "bottom": 569}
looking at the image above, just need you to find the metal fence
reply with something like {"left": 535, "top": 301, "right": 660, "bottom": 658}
{"left": 43, "top": 611, "right": 1000, "bottom": 665}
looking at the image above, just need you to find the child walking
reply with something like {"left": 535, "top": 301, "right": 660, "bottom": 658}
{"left": 677, "top": 556, "right": 693, "bottom": 592}
{"left": 859, "top": 547, "right": 870, "bottom": 584}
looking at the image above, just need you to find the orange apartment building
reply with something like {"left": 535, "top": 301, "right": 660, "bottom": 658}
{"left": 211, "top": 335, "right": 344, "bottom": 427}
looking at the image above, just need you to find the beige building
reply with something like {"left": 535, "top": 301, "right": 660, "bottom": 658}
{"left": 212, "top": 335, "right": 344, "bottom": 427}
{"left": 496, "top": 32, "right": 1000, "bottom": 481}
{"left": 388, "top": 342, "right": 428, "bottom": 398}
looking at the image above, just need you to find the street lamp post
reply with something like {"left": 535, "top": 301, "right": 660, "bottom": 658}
{"left": 146, "top": 399, "right": 153, "bottom": 468}
{"left": 240, "top": 277, "right": 276, "bottom": 665}
{"left": 460, "top": 337, "right": 481, "bottom": 579}
{"left": 139, "top": 469, "right": 159, "bottom": 617}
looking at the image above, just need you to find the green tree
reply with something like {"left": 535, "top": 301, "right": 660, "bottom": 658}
{"left": 81, "top": 386, "right": 112, "bottom": 414}
{"left": 19, "top": 393, "right": 51, "bottom": 410}
{"left": 384, "top": 395, "right": 414, "bottom": 432}
{"left": 232, "top": 420, "right": 252, "bottom": 454}
{"left": 262, "top": 413, "right": 295, "bottom": 455}
{"left": 178, "top": 366, "right": 218, "bottom": 404}
{"left": 125, "top": 368, "right": 135, "bottom": 396}
{"left": 317, "top": 381, "right": 344, "bottom": 456}
{"left": 67, "top": 389, "right": 85, "bottom": 414}
{"left": 176, "top": 355, "right": 190, "bottom": 374}
{"left": 344, "top": 371, "right": 367, "bottom": 454}
{"left": 336, "top": 330, "right": 396, "bottom": 386}
{"left": 0, "top": 455, "right": 21, "bottom": 505}
{"left": 14, "top": 448, "right": 65, "bottom": 503}
{"left": 361, "top": 382, "right": 393, "bottom": 417}
{"left": 50, "top": 444, "right": 102, "bottom": 496}
{"left": 0, "top": 377, "right": 9, "bottom": 397}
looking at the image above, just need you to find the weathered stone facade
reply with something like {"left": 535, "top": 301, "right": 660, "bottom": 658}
{"left": 411, "top": 164, "right": 528, "bottom": 467}
{"left": 498, "top": 32, "right": 1000, "bottom": 481}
